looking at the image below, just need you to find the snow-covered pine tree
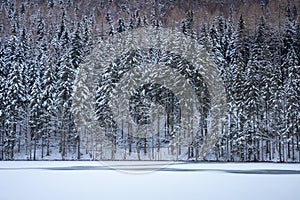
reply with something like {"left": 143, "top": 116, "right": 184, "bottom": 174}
{"left": 80, "top": 15, "right": 93, "bottom": 55}
{"left": 181, "top": 10, "right": 194, "bottom": 37}
{"left": 279, "top": 5, "right": 299, "bottom": 161}
{"left": 52, "top": 9, "right": 74, "bottom": 160}
{"left": 284, "top": 64, "right": 300, "bottom": 161}
{"left": 129, "top": 11, "right": 139, "bottom": 30}
{"left": 29, "top": 17, "right": 49, "bottom": 160}
{"left": 117, "top": 18, "right": 126, "bottom": 33}
{"left": 266, "top": 18, "right": 285, "bottom": 161}
{"left": 209, "top": 16, "right": 236, "bottom": 161}
{"left": 66, "top": 22, "right": 84, "bottom": 159}
{"left": 244, "top": 17, "right": 271, "bottom": 161}
{"left": 281, "top": 5, "right": 298, "bottom": 83}
{"left": 3, "top": 32, "right": 26, "bottom": 160}
{"left": 40, "top": 57, "right": 57, "bottom": 158}
{"left": 197, "top": 24, "right": 210, "bottom": 48}
{"left": 0, "top": 40, "right": 5, "bottom": 160}
{"left": 56, "top": 18, "right": 83, "bottom": 159}
{"left": 15, "top": 27, "right": 31, "bottom": 155}
{"left": 253, "top": 17, "right": 273, "bottom": 161}
{"left": 28, "top": 63, "right": 42, "bottom": 161}
{"left": 229, "top": 15, "right": 249, "bottom": 161}
{"left": 71, "top": 63, "right": 91, "bottom": 160}
{"left": 106, "top": 12, "right": 114, "bottom": 36}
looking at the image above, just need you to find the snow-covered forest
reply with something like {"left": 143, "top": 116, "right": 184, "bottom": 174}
{"left": 0, "top": 0, "right": 299, "bottom": 162}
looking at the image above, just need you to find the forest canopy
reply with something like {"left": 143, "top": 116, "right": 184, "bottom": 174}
{"left": 0, "top": 0, "right": 299, "bottom": 162}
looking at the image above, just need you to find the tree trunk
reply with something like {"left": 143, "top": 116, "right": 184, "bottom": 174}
{"left": 10, "top": 123, "right": 17, "bottom": 160}
{"left": 29, "top": 130, "right": 32, "bottom": 160}
{"left": 77, "top": 133, "right": 81, "bottom": 160}
{"left": 46, "top": 132, "right": 50, "bottom": 156}
{"left": 292, "top": 133, "right": 295, "bottom": 161}
{"left": 226, "top": 134, "right": 230, "bottom": 161}
{"left": 278, "top": 137, "right": 282, "bottom": 162}
{"left": 17, "top": 124, "right": 21, "bottom": 153}
{"left": 144, "top": 131, "right": 147, "bottom": 155}
{"left": 61, "top": 127, "right": 66, "bottom": 160}
{"left": 157, "top": 111, "right": 160, "bottom": 160}
{"left": 33, "top": 136, "right": 37, "bottom": 161}
{"left": 288, "top": 131, "right": 291, "bottom": 159}
{"left": 1, "top": 120, "right": 4, "bottom": 160}
{"left": 111, "top": 138, "right": 115, "bottom": 160}
{"left": 41, "top": 135, "right": 44, "bottom": 159}
{"left": 152, "top": 124, "right": 154, "bottom": 160}
{"left": 269, "top": 140, "right": 272, "bottom": 161}
{"left": 128, "top": 122, "right": 132, "bottom": 155}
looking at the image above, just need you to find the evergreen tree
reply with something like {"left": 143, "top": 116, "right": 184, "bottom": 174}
{"left": 0, "top": 40, "right": 5, "bottom": 160}
{"left": 28, "top": 63, "right": 42, "bottom": 161}
{"left": 117, "top": 18, "right": 126, "bottom": 33}
{"left": 80, "top": 15, "right": 93, "bottom": 55}
{"left": 244, "top": 17, "right": 273, "bottom": 161}
{"left": 229, "top": 15, "right": 249, "bottom": 161}
{"left": 278, "top": 5, "right": 299, "bottom": 161}
{"left": 3, "top": 33, "right": 27, "bottom": 159}
{"left": 209, "top": 16, "right": 236, "bottom": 160}
{"left": 182, "top": 10, "right": 194, "bottom": 37}
{"left": 29, "top": 18, "right": 49, "bottom": 160}
{"left": 40, "top": 57, "right": 57, "bottom": 158}
{"left": 281, "top": 5, "right": 299, "bottom": 81}
{"left": 16, "top": 27, "right": 31, "bottom": 155}
{"left": 128, "top": 10, "right": 142, "bottom": 30}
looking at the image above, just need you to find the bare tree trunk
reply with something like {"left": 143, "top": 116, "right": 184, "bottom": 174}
{"left": 144, "top": 125, "right": 147, "bottom": 155}
{"left": 59, "top": 129, "right": 62, "bottom": 154}
{"left": 266, "top": 140, "right": 271, "bottom": 161}
{"left": 261, "top": 137, "right": 264, "bottom": 161}
{"left": 226, "top": 134, "right": 230, "bottom": 161}
{"left": 121, "top": 119, "right": 124, "bottom": 140}
{"left": 278, "top": 136, "right": 282, "bottom": 162}
{"left": 257, "top": 137, "right": 260, "bottom": 161}
{"left": 268, "top": 140, "right": 272, "bottom": 161}
{"left": 128, "top": 122, "right": 132, "bottom": 155}
{"left": 46, "top": 132, "right": 50, "bottom": 156}
{"left": 292, "top": 133, "right": 295, "bottom": 161}
{"left": 41, "top": 135, "right": 44, "bottom": 159}
{"left": 33, "top": 136, "right": 37, "bottom": 161}
{"left": 29, "top": 131, "right": 32, "bottom": 160}
{"left": 61, "top": 126, "right": 66, "bottom": 160}
{"left": 282, "top": 138, "right": 285, "bottom": 162}
{"left": 111, "top": 138, "right": 115, "bottom": 160}
{"left": 269, "top": 140, "right": 272, "bottom": 161}
{"left": 151, "top": 124, "right": 154, "bottom": 160}
{"left": 17, "top": 124, "right": 21, "bottom": 153}
{"left": 288, "top": 131, "right": 291, "bottom": 159}
{"left": 77, "top": 134, "right": 81, "bottom": 160}
{"left": 272, "top": 139, "right": 276, "bottom": 160}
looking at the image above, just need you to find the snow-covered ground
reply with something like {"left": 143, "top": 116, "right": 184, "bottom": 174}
{"left": 1, "top": 161, "right": 300, "bottom": 200}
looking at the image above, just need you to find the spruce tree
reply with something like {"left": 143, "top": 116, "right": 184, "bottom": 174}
{"left": 3, "top": 33, "right": 26, "bottom": 159}
{"left": 243, "top": 17, "right": 269, "bottom": 161}
{"left": 0, "top": 40, "right": 5, "bottom": 160}
{"left": 230, "top": 15, "right": 249, "bottom": 161}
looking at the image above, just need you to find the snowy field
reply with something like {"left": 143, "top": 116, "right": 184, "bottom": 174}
{"left": 1, "top": 161, "right": 300, "bottom": 200}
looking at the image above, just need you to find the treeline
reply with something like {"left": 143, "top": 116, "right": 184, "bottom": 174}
{"left": 0, "top": 0, "right": 299, "bottom": 161}
{"left": 207, "top": 12, "right": 299, "bottom": 162}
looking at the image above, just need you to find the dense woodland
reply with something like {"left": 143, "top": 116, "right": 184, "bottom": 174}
{"left": 0, "top": 0, "right": 299, "bottom": 162}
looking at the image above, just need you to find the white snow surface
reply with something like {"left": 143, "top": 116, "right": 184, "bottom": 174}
{"left": 1, "top": 161, "right": 300, "bottom": 200}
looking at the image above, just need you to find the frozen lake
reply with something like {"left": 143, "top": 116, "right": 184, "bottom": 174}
{"left": 1, "top": 161, "right": 300, "bottom": 200}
